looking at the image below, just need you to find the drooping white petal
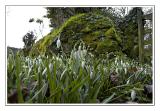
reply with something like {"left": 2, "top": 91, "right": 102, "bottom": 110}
{"left": 126, "top": 79, "right": 130, "bottom": 84}
{"left": 42, "top": 68, "right": 47, "bottom": 76}
{"left": 124, "top": 68, "right": 127, "bottom": 74}
{"left": 81, "top": 61, "right": 85, "bottom": 68}
{"left": 56, "top": 38, "right": 61, "bottom": 48}
{"left": 49, "top": 63, "right": 53, "bottom": 72}
{"left": 131, "top": 90, "right": 136, "bottom": 101}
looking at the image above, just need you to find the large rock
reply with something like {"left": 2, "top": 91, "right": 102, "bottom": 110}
{"left": 30, "top": 13, "right": 121, "bottom": 57}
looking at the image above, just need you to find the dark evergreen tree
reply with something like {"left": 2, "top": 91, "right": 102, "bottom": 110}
{"left": 23, "top": 31, "right": 36, "bottom": 49}
{"left": 22, "top": 31, "right": 36, "bottom": 56}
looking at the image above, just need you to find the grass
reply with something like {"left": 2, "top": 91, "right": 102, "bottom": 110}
{"left": 7, "top": 44, "right": 152, "bottom": 103}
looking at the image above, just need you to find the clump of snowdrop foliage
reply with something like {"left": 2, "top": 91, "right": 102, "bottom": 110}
{"left": 7, "top": 43, "right": 152, "bottom": 103}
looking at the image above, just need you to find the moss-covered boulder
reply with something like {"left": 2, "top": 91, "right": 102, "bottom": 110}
{"left": 30, "top": 13, "right": 121, "bottom": 57}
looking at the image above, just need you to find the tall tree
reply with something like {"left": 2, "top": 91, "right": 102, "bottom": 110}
{"left": 45, "top": 7, "right": 107, "bottom": 28}
{"left": 22, "top": 31, "right": 36, "bottom": 49}
{"left": 22, "top": 31, "right": 36, "bottom": 56}
{"left": 137, "top": 7, "right": 144, "bottom": 64}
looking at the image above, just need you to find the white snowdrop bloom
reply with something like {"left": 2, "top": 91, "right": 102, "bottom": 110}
{"left": 90, "top": 71, "right": 94, "bottom": 79}
{"left": 38, "top": 55, "right": 41, "bottom": 59}
{"left": 131, "top": 90, "right": 136, "bottom": 101}
{"left": 124, "top": 68, "right": 127, "bottom": 74}
{"left": 121, "top": 60, "right": 123, "bottom": 65}
{"left": 73, "top": 51, "right": 78, "bottom": 60}
{"left": 83, "top": 49, "right": 87, "bottom": 56}
{"left": 49, "top": 63, "right": 53, "bottom": 72}
{"left": 75, "top": 51, "right": 81, "bottom": 60}
{"left": 35, "top": 60, "right": 39, "bottom": 65}
{"left": 81, "top": 61, "right": 85, "bottom": 68}
{"left": 38, "top": 66, "right": 41, "bottom": 73}
{"left": 89, "top": 67, "right": 94, "bottom": 79}
{"left": 32, "top": 59, "right": 36, "bottom": 65}
{"left": 73, "top": 51, "right": 76, "bottom": 59}
{"left": 22, "top": 65, "right": 28, "bottom": 69}
{"left": 126, "top": 62, "right": 129, "bottom": 67}
{"left": 26, "top": 57, "right": 29, "bottom": 62}
{"left": 28, "top": 68, "right": 32, "bottom": 75}
{"left": 115, "top": 57, "right": 118, "bottom": 64}
{"left": 122, "top": 62, "right": 126, "bottom": 68}
{"left": 29, "top": 60, "right": 32, "bottom": 67}
{"left": 52, "top": 56, "right": 55, "bottom": 60}
{"left": 78, "top": 45, "right": 81, "bottom": 51}
{"left": 82, "top": 45, "right": 86, "bottom": 50}
{"left": 116, "top": 62, "right": 119, "bottom": 67}
{"left": 126, "top": 80, "right": 130, "bottom": 84}
{"left": 78, "top": 50, "right": 82, "bottom": 59}
{"left": 116, "top": 68, "right": 118, "bottom": 73}
{"left": 56, "top": 38, "right": 61, "bottom": 48}
{"left": 42, "top": 68, "right": 47, "bottom": 76}
{"left": 38, "top": 58, "right": 42, "bottom": 65}
{"left": 144, "top": 69, "right": 147, "bottom": 75}
{"left": 139, "top": 67, "right": 143, "bottom": 72}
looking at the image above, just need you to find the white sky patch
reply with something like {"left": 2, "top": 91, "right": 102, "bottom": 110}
{"left": 6, "top": 6, "right": 51, "bottom": 48}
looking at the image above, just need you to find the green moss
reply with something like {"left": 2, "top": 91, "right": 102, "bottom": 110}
{"left": 30, "top": 13, "right": 121, "bottom": 57}
{"left": 105, "top": 27, "right": 115, "bottom": 38}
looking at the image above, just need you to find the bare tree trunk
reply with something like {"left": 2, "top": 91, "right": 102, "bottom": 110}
{"left": 137, "top": 8, "right": 144, "bottom": 64}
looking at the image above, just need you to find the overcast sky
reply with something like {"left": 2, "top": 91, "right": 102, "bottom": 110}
{"left": 6, "top": 6, "right": 51, "bottom": 48}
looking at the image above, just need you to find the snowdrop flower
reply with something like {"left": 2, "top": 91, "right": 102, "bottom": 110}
{"left": 81, "top": 61, "right": 85, "bottom": 68}
{"left": 126, "top": 80, "right": 130, "bottom": 84}
{"left": 38, "top": 66, "right": 41, "bottom": 73}
{"left": 38, "top": 58, "right": 42, "bottom": 65}
{"left": 26, "top": 57, "right": 29, "bottom": 62}
{"left": 116, "top": 68, "right": 118, "bottom": 73}
{"left": 49, "top": 63, "right": 53, "bottom": 72}
{"left": 90, "top": 71, "right": 93, "bottom": 79}
{"left": 28, "top": 68, "right": 32, "bottom": 76}
{"left": 89, "top": 52, "right": 94, "bottom": 57}
{"left": 22, "top": 65, "right": 28, "bottom": 69}
{"left": 56, "top": 38, "right": 61, "bottom": 48}
{"left": 35, "top": 60, "right": 39, "bottom": 66}
{"left": 126, "top": 62, "right": 129, "bottom": 67}
{"left": 139, "top": 67, "right": 143, "bottom": 72}
{"left": 90, "top": 67, "right": 94, "bottom": 79}
{"left": 144, "top": 69, "right": 147, "bottom": 74}
{"left": 83, "top": 49, "right": 87, "bottom": 56}
{"left": 131, "top": 89, "right": 136, "bottom": 101}
{"left": 28, "top": 60, "right": 32, "bottom": 67}
{"left": 73, "top": 51, "right": 80, "bottom": 60}
{"left": 78, "top": 50, "right": 82, "bottom": 59}
{"left": 78, "top": 45, "right": 81, "bottom": 51}
{"left": 115, "top": 58, "right": 118, "bottom": 64}
{"left": 121, "top": 60, "right": 123, "bottom": 65}
{"left": 42, "top": 68, "right": 47, "bottom": 76}
{"left": 77, "top": 50, "right": 82, "bottom": 60}
{"left": 38, "top": 55, "right": 41, "bottom": 59}
{"left": 124, "top": 68, "right": 127, "bottom": 74}
{"left": 122, "top": 62, "right": 126, "bottom": 68}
